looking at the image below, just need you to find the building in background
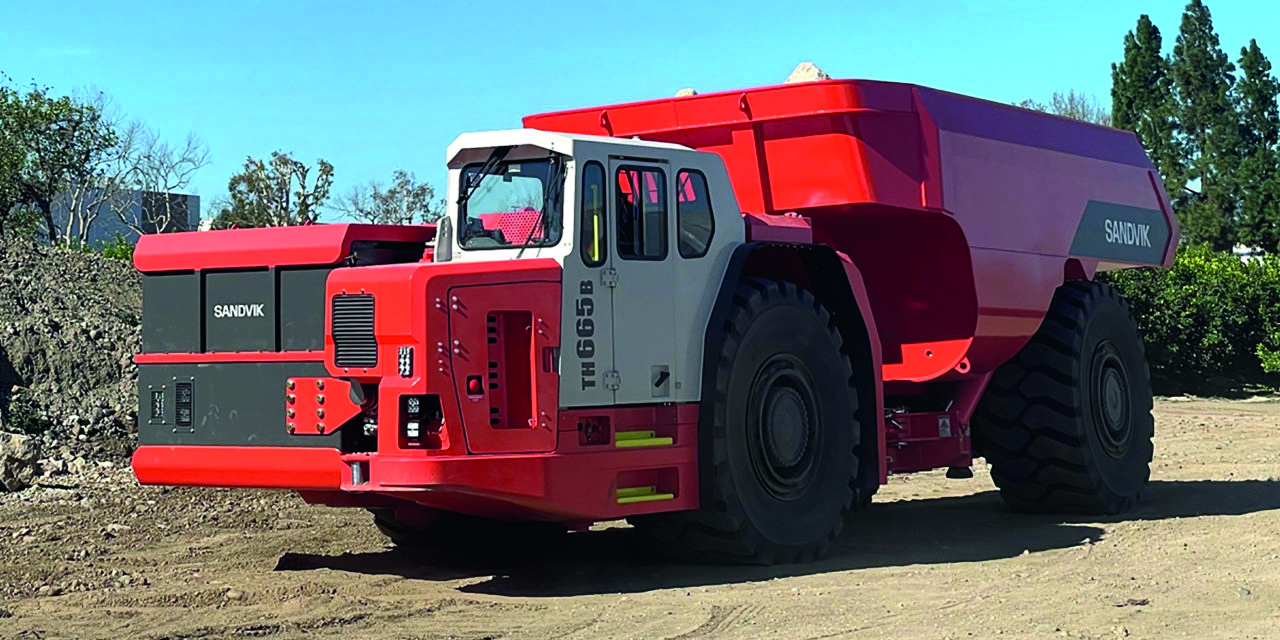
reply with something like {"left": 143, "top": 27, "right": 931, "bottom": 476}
{"left": 49, "top": 190, "right": 200, "bottom": 246}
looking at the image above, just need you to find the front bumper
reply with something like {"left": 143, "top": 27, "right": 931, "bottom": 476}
{"left": 132, "top": 446, "right": 343, "bottom": 489}
{"left": 131, "top": 417, "right": 698, "bottom": 522}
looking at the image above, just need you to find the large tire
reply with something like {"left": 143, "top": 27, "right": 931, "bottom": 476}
{"left": 973, "top": 281, "right": 1154, "bottom": 514}
{"left": 631, "top": 278, "right": 860, "bottom": 564}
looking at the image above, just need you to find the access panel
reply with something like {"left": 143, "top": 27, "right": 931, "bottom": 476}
{"left": 447, "top": 282, "right": 561, "bottom": 454}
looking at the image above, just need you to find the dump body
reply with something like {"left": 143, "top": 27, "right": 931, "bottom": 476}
{"left": 525, "top": 79, "right": 1178, "bottom": 379}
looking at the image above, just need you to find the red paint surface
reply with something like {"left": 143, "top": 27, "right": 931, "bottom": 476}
{"left": 448, "top": 285, "right": 560, "bottom": 454}
{"left": 132, "top": 446, "right": 344, "bottom": 489}
{"left": 286, "top": 377, "right": 363, "bottom": 436}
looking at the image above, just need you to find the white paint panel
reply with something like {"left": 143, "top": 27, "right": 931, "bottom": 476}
{"left": 607, "top": 158, "right": 678, "bottom": 406}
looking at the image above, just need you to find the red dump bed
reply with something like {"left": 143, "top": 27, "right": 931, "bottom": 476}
{"left": 526, "top": 79, "right": 1179, "bottom": 378}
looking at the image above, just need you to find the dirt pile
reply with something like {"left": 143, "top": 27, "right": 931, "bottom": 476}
{"left": 0, "top": 240, "right": 141, "bottom": 485}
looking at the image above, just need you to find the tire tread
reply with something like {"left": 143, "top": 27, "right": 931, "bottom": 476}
{"left": 973, "top": 281, "right": 1154, "bottom": 515}
{"left": 631, "top": 278, "right": 861, "bottom": 563}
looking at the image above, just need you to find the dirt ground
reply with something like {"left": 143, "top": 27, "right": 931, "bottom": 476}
{"left": 1, "top": 398, "right": 1279, "bottom": 640}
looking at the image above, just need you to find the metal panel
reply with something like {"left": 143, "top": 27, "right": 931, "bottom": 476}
{"left": 332, "top": 294, "right": 377, "bottom": 367}
{"left": 141, "top": 273, "right": 200, "bottom": 353}
{"left": 279, "top": 268, "right": 330, "bottom": 351}
{"left": 607, "top": 158, "right": 677, "bottom": 406}
{"left": 204, "top": 270, "right": 277, "bottom": 352}
{"left": 559, "top": 156, "right": 616, "bottom": 409}
{"left": 137, "top": 361, "right": 339, "bottom": 447}
{"left": 1069, "top": 201, "right": 1171, "bottom": 266}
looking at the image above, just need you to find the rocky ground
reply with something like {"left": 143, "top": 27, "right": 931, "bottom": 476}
{"left": 0, "top": 398, "right": 1276, "bottom": 640}
{"left": 0, "top": 241, "right": 141, "bottom": 489}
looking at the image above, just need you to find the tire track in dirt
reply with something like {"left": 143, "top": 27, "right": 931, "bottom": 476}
{"left": 669, "top": 603, "right": 766, "bottom": 639}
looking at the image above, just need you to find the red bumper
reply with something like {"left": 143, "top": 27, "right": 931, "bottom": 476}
{"left": 131, "top": 440, "right": 698, "bottom": 521}
{"left": 132, "top": 446, "right": 345, "bottom": 490}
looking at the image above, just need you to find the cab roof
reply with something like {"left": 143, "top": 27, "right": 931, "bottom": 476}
{"left": 446, "top": 128, "right": 692, "bottom": 168}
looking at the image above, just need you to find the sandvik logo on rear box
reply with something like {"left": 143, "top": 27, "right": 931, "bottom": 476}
{"left": 212, "top": 303, "right": 266, "bottom": 318}
{"left": 1104, "top": 219, "right": 1152, "bottom": 248}
{"left": 1070, "top": 200, "right": 1169, "bottom": 264}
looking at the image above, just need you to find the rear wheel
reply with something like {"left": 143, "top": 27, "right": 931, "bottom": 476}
{"left": 973, "top": 281, "right": 1154, "bottom": 514}
{"left": 631, "top": 278, "right": 860, "bottom": 564}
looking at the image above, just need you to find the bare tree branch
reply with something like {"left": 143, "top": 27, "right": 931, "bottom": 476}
{"left": 120, "top": 129, "right": 209, "bottom": 235}
{"left": 335, "top": 170, "right": 442, "bottom": 225}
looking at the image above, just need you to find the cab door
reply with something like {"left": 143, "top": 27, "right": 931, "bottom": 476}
{"left": 559, "top": 160, "right": 616, "bottom": 408}
{"left": 606, "top": 160, "right": 677, "bottom": 405}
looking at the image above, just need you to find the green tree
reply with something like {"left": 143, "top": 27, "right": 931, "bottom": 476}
{"left": 1017, "top": 90, "right": 1112, "bottom": 126}
{"left": 0, "top": 81, "right": 117, "bottom": 244}
{"left": 1234, "top": 39, "right": 1280, "bottom": 251}
{"left": 1111, "top": 15, "right": 1185, "bottom": 201}
{"left": 336, "top": 169, "right": 443, "bottom": 225}
{"left": 210, "top": 151, "right": 334, "bottom": 229}
{"left": 205, "top": 195, "right": 264, "bottom": 230}
{"left": 1170, "top": 0, "right": 1241, "bottom": 250}
{"left": 0, "top": 84, "right": 20, "bottom": 224}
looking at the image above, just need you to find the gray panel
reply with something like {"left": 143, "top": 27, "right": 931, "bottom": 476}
{"left": 142, "top": 273, "right": 201, "bottom": 353}
{"left": 137, "top": 361, "right": 340, "bottom": 447}
{"left": 1069, "top": 201, "right": 1171, "bottom": 265}
{"left": 204, "top": 270, "right": 277, "bottom": 352}
{"left": 279, "top": 268, "right": 330, "bottom": 351}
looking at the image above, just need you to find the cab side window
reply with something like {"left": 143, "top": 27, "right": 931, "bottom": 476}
{"left": 615, "top": 166, "right": 668, "bottom": 260}
{"left": 677, "top": 170, "right": 714, "bottom": 258}
{"left": 580, "top": 162, "right": 607, "bottom": 267}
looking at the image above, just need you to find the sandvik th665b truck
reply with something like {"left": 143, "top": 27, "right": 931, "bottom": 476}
{"left": 131, "top": 78, "right": 1177, "bottom": 563}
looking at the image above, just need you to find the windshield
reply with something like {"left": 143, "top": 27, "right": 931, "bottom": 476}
{"left": 458, "top": 156, "right": 564, "bottom": 250}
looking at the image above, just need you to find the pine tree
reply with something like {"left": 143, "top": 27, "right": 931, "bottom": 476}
{"left": 1112, "top": 15, "right": 1185, "bottom": 200}
{"left": 1170, "top": 0, "right": 1241, "bottom": 250}
{"left": 1235, "top": 39, "right": 1280, "bottom": 251}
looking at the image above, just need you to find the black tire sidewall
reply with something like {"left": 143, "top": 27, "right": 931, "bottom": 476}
{"left": 721, "top": 299, "right": 854, "bottom": 547}
{"left": 1079, "top": 294, "right": 1153, "bottom": 499}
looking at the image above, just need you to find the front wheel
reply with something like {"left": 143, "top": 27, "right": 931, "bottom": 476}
{"left": 630, "top": 278, "right": 861, "bottom": 564}
{"left": 973, "top": 281, "right": 1154, "bottom": 514}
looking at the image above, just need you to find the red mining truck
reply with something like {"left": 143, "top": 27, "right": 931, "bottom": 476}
{"left": 131, "top": 78, "right": 1177, "bottom": 563}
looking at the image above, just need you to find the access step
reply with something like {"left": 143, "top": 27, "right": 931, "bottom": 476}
{"left": 616, "top": 486, "right": 675, "bottom": 505}
{"left": 614, "top": 430, "right": 673, "bottom": 448}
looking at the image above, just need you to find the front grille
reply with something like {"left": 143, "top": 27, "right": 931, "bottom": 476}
{"left": 332, "top": 294, "right": 377, "bottom": 368}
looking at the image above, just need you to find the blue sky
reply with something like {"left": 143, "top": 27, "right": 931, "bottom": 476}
{"left": 1, "top": 0, "right": 1275, "bottom": 220}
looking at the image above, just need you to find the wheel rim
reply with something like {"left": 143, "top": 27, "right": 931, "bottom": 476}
{"left": 1090, "top": 341, "right": 1132, "bottom": 459}
{"left": 747, "top": 355, "right": 822, "bottom": 501}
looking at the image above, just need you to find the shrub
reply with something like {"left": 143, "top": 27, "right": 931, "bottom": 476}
{"left": 97, "top": 232, "right": 134, "bottom": 262}
{"left": 1103, "top": 244, "right": 1280, "bottom": 396}
{"left": 0, "top": 208, "right": 42, "bottom": 243}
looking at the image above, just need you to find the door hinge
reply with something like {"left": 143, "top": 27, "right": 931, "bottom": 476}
{"left": 601, "top": 267, "right": 618, "bottom": 288}
{"left": 603, "top": 370, "right": 621, "bottom": 390}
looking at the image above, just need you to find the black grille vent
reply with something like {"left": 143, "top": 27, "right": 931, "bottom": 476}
{"left": 332, "top": 294, "right": 377, "bottom": 368}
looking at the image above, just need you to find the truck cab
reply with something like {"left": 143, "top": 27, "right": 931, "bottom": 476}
{"left": 436, "top": 130, "right": 743, "bottom": 411}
